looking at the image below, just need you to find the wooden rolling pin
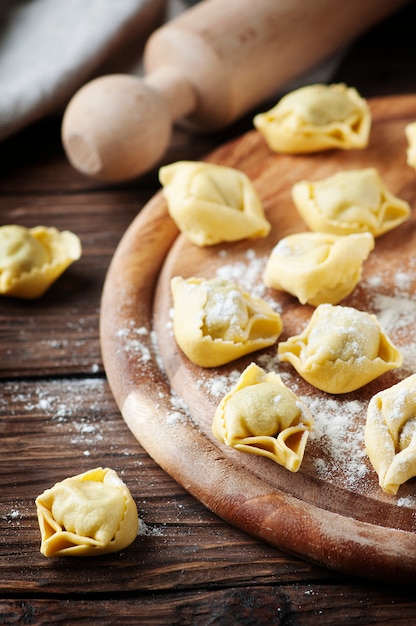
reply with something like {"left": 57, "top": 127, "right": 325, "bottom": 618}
{"left": 61, "top": 0, "right": 408, "bottom": 182}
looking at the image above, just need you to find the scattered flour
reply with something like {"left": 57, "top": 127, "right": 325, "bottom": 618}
{"left": 117, "top": 324, "right": 151, "bottom": 362}
{"left": 3, "top": 509, "right": 21, "bottom": 525}
{"left": 166, "top": 391, "right": 193, "bottom": 426}
{"left": 138, "top": 519, "right": 164, "bottom": 537}
{"left": 397, "top": 496, "right": 416, "bottom": 508}
{"left": 216, "top": 249, "right": 268, "bottom": 300}
{"left": 1, "top": 378, "right": 108, "bottom": 458}
{"left": 192, "top": 251, "right": 416, "bottom": 495}
{"left": 114, "top": 247, "right": 416, "bottom": 503}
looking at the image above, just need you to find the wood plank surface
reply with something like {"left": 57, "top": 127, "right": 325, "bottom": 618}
{"left": 2, "top": 2, "right": 416, "bottom": 623}
{"left": 2, "top": 380, "right": 323, "bottom": 594}
{"left": 2, "top": 584, "right": 416, "bottom": 626}
{"left": 0, "top": 192, "right": 145, "bottom": 377}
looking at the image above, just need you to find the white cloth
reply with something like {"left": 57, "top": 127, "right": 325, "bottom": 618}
{"left": 0, "top": 0, "right": 170, "bottom": 141}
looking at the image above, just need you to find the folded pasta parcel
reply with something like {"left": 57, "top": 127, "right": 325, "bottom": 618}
{"left": 278, "top": 303, "right": 402, "bottom": 394}
{"left": 0, "top": 224, "right": 81, "bottom": 298}
{"left": 292, "top": 168, "right": 410, "bottom": 238}
{"left": 263, "top": 231, "right": 374, "bottom": 306}
{"left": 253, "top": 83, "right": 371, "bottom": 154}
{"left": 35, "top": 467, "right": 138, "bottom": 557}
{"left": 159, "top": 161, "right": 270, "bottom": 246}
{"left": 212, "top": 362, "right": 313, "bottom": 471}
{"left": 365, "top": 374, "right": 416, "bottom": 495}
{"left": 405, "top": 121, "right": 416, "bottom": 170}
{"left": 171, "top": 276, "right": 282, "bottom": 367}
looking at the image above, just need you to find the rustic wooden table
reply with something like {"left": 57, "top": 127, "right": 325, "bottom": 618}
{"left": 1, "top": 4, "right": 416, "bottom": 624}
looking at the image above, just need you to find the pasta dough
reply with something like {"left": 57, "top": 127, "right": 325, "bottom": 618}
{"left": 159, "top": 161, "right": 270, "bottom": 246}
{"left": 365, "top": 374, "right": 416, "bottom": 495}
{"left": 263, "top": 231, "right": 374, "bottom": 306}
{"left": 405, "top": 121, "right": 416, "bottom": 170}
{"left": 35, "top": 467, "right": 138, "bottom": 557}
{"left": 292, "top": 168, "right": 410, "bottom": 237}
{"left": 171, "top": 276, "right": 282, "bottom": 367}
{"left": 0, "top": 224, "right": 81, "bottom": 298}
{"left": 278, "top": 303, "right": 402, "bottom": 394}
{"left": 253, "top": 83, "right": 370, "bottom": 154}
{"left": 212, "top": 362, "right": 313, "bottom": 471}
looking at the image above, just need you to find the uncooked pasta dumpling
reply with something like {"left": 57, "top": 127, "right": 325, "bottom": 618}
{"left": 212, "top": 362, "right": 313, "bottom": 471}
{"left": 292, "top": 168, "right": 410, "bottom": 237}
{"left": 263, "top": 231, "right": 374, "bottom": 306}
{"left": 365, "top": 374, "right": 416, "bottom": 495}
{"left": 159, "top": 161, "right": 270, "bottom": 246}
{"left": 253, "top": 83, "right": 370, "bottom": 154}
{"left": 278, "top": 304, "right": 402, "bottom": 394}
{"left": 35, "top": 467, "right": 139, "bottom": 557}
{"left": 405, "top": 122, "right": 416, "bottom": 170}
{"left": 171, "top": 276, "right": 282, "bottom": 367}
{"left": 0, "top": 224, "right": 81, "bottom": 298}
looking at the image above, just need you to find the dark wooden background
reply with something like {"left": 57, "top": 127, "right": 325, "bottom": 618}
{"left": 1, "top": 3, "right": 416, "bottom": 624}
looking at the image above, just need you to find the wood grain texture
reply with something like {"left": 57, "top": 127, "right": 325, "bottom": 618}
{"left": 101, "top": 94, "right": 416, "bottom": 583}
{"left": 2, "top": 4, "right": 416, "bottom": 622}
{"left": 0, "top": 193, "right": 147, "bottom": 377}
{"left": 3, "top": 584, "right": 416, "bottom": 626}
{"left": 1, "top": 378, "right": 325, "bottom": 595}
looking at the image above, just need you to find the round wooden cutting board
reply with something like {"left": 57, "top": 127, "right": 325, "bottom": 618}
{"left": 100, "top": 94, "right": 416, "bottom": 582}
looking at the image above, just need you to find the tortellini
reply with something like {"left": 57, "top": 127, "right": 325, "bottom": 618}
{"left": 365, "top": 375, "right": 416, "bottom": 495}
{"left": 253, "top": 83, "right": 371, "bottom": 154}
{"left": 212, "top": 362, "right": 313, "bottom": 471}
{"left": 292, "top": 168, "right": 410, "bottom": 238}
{"left": 405, "top": 121, "right": 416, "bottom": 170}
{"left": 35, "top": 467, "right": 138, "bottom": 557}
{"left": 263, "top": 231, "right": 374, "bottom": 306}
{"left": 0, "top": 224, "right": 81, "bottom": 298}
{"left": 278, "top": 303, "right": 402, "bottom": 394}
{"left": 171, "top": 276, "right": 282, "bottom": 367}
{"left": 159, "top": 161, "right": 270, "bottom": 247}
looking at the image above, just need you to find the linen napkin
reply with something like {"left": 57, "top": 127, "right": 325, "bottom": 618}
{"left": 0, "top": 0, "right": 169, "bottom": 142}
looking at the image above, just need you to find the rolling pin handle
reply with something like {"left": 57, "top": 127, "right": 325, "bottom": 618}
{"left": 61, "top": 69, "right": 197, "bottom": 182}
{"left": 145, "top": 65, "right": 198, "bottom": 125}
